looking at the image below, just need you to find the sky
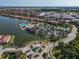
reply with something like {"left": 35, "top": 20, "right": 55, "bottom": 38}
{"left": 0, "top": 0, "right": 79, "bottom": 6}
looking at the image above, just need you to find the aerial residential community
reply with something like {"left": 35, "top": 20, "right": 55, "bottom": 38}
{"left": 0, "top": 0, "right": 79, "bottom": 59}
{"left": 0, "top": 7, "right": 78, "bottom": 59}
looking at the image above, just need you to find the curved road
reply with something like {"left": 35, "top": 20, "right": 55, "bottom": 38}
{"left": 48, "top": 25, "right": 77, "bottom": 48}
{"left": 0, "top": 25, "right": 78, "bottom": 58}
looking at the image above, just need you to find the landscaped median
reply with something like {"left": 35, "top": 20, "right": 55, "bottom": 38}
{"left": 8, "top": 35, "right": 15, "bottom": 44}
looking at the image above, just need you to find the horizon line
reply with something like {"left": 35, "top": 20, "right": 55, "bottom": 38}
{"left": 0, "top": 6, "right": 79, "bottom": 7}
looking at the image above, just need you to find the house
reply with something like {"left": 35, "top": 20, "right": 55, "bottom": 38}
{"left": 0, "top": 35, "right": 11, "bottom": 44}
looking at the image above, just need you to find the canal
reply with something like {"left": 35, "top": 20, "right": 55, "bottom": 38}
{"left": 0, "top": 16, "right": 41, "bottom": 46}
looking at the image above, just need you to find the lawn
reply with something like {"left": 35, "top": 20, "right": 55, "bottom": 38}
{"left": 74, "top": 33, "right": 79, "bottom": 49}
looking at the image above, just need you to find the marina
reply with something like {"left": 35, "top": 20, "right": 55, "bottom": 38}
{"left": 0, "top": 16, "right": 41, "bottom": 46}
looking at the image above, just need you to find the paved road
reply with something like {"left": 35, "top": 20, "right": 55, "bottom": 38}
{"left": 0, "top": 25, "right": 77, "bottom": 59}
{"left": 48, "top": 25, "right": 77, "bottom": 48}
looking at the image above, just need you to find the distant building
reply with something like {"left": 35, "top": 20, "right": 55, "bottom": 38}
{"left": 0, "top": 35, "right": 11, "bottom": 44}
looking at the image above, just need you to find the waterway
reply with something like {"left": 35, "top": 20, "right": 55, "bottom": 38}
{"left": 0, "top": 16, "right": 41, "bottom": 46}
